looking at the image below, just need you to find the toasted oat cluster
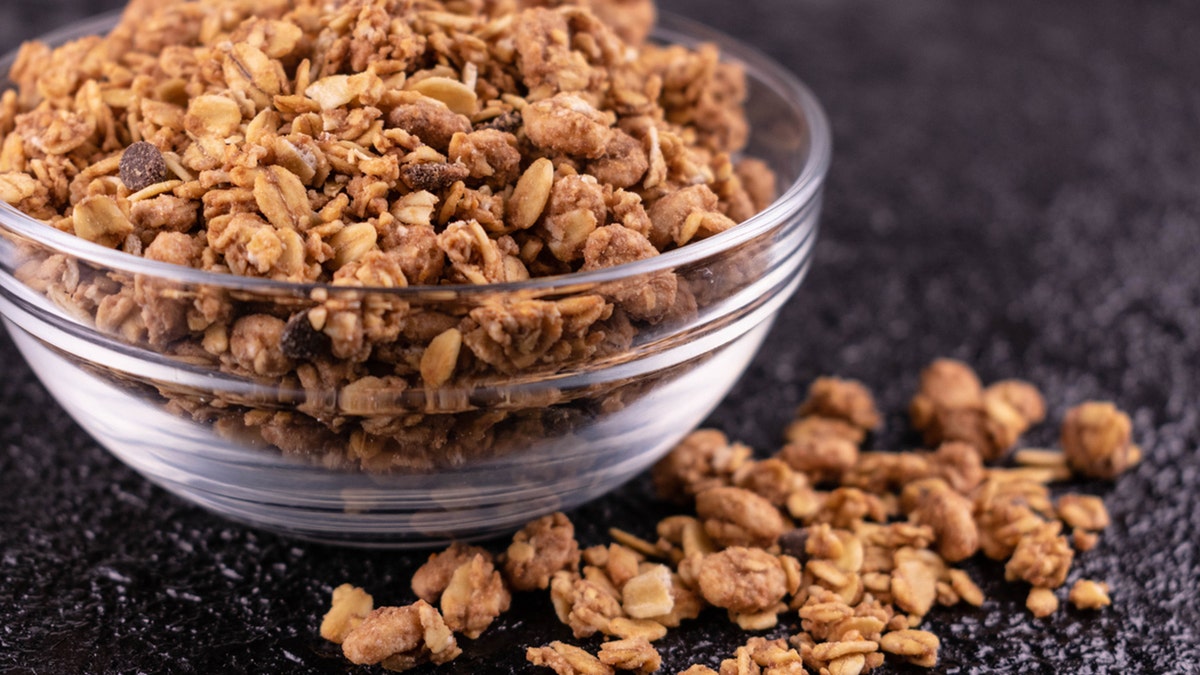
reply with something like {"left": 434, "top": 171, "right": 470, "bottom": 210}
{"left": 0, "top": 0, "right": 771, "bottom": 271}
{"left": 0, "top": 0, "right": 780, "bottom": 472}
{"left": 318, "top": 359, "right": 1139, "bottom": 673}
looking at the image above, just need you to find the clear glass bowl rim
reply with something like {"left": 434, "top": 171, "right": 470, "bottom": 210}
{"left": 0, "top": 10, "right": 831, "bottom": 297}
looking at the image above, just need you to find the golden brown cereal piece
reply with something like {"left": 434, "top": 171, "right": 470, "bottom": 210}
{"left": 523, "top": 93, "right": 615, "bottom": 159}
{"left": 1026, "top": 587, "right": 1059, "bottom": 618}
{"left": 553, "top": 575, "right": 625, "bottom": 638}
{"left": 984, "top": 380, "right": 1047, "bottom": 426}
{"left": 440, "top": 554, "right": 512, "bottom": 639}
{"left": 798, "top": 377, "right": 882, "bottom": 432}
{"left": 907, "top": 484, "right": 979, "bottom": 563}
{"left": 880, "top": 629, "right": 939, "bottom": 668}
{"left": 696, "top": 547, "right": 788, "bottom": 614}
{"left": 947, "top": 569, "right": 985, "bottom": 607}
{"left": 605, "top": 617, "right": 668, "bottom": 642}
{"left": 411, "top": 542, "right": 493, "bottom": 604}
{"left": 119, "top": 141, "right": 168, "bottom": 192}
{"left": 229, "top": 314, "right": 294, "bottom": 377}
{"left": 891, "top": 559, "right": 938, "bottom": 617}
{"left": 1061, "top": 401, "right": 1142, "bottom": 479}
{"left": 621, "top": 565, "right": 675, "bottom": 619}
{"left": 319, "top": 584, "right": 374, "bottom": 644}
{"left": 778, "top": 417, "right": 861, "bottom": 484}
{"left": 598, "top": 637, "right": 662, "bottom": 673}
{"left": 695, "top": 487, "right": 788, "bottom": 549}
{"left": 732, "top": 458, "right": 809, "bottom": 507}
{"left": 1073, "top": 529, "right": 1100, "bottom": 552}
{"left": 652, "top": 430, "right": 752, "bottom": 502}
{"left": 341, "top": 600, "right": 461, "bottom": 669}
{"left": 72, "top": 195, "right": 134, "bottom": 249}
{"left": 1004, "top": 524, "right": 1074, "bottom": 589}
{"left": 528, "top": 641, "right": 615, "bottom": 675}
{"left": 504, "top": 512, "right": 582, "bottom": 591}
{"left": 1068, "top": 579, "right": 1111, "bottom": 610}
{"left": 911, "top": 358, "right": 985, "bottom": 414}
{"left": 932, "top": 441, "right": 986, "bottom": 494}
{"left": 1056, "top": 494, "right": 1111, "bottom": 531}
{"left": 387, "top": 98, "right": 472, "bottom": 152}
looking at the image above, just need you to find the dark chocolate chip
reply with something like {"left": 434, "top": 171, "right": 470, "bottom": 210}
{"left": 280, "top": 311, "right": 331, "bottom": 361}
{"left": 400, "top": 162, "right": 470, "bottom": 192}
{"left": 475, "top": 110, "right": 522, "bottom": 134}
{"left": 119, "top": 141, "right": 169, "bottom": 192}
{"left": 778, "top": 528, "right": 810, "bottom": 561}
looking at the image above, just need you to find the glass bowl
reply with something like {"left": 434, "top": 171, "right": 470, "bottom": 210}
{"left": 0, "top": 11, "right": 830, "bottom": 547}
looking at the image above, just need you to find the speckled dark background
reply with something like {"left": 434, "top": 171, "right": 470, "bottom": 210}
{"left": 2, "top": 0, "right": 1199, "bottom": 673}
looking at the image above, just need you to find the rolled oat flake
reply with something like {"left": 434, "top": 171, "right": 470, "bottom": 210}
{"left": 119, "top": 141, "right": 168, "bottom": 192}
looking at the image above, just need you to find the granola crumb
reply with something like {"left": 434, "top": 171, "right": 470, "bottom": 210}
{"left": 1068, "top": 580, "right": 1111, "bottom": 610}
{"left": 319, "top": 584, "right": 374, "bottom": 644}
{"left": 1025, "top": 587, "right": 1059, "bottom": 618}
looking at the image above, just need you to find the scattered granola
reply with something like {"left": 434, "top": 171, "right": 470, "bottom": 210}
{"left": 318, "top": 359, "right": 1136, "bottom": 671}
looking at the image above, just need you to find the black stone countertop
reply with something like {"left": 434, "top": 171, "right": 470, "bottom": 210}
{"left": 2, "top": 0, "right": 1199, "bottom": 673}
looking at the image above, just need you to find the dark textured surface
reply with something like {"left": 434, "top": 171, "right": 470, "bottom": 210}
{"left": 2, "top": 0, "right": 1199, "bottom": 673}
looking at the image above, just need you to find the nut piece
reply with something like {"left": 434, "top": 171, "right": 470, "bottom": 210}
{"left": 119, "top": 141, "right": 168, "bottom": 192}
{"left": 1026, "top": 587, "right": 1059, "bottom": 618}
{"left": 696, "top": 487, "right": 788, "bottom": 549}
{"left": 504, "top": 512, "right": 581, "bottom": 591}
{"left": 621, "top": 565, "right": 675, "bottom": 619}
{"left": 341, "top": 600, "right": 461, "bottom": 669}
{"left": 598, "top": 637, "right": 661, "bottom": 674}
{"left": 880, "top": 629, "right": 939, "bottom": 668}
{"left": 507, "top": 157, "right": 556, "bottom": 230}
{"left": 798, "top": 377, "right": 882, "bottom": 431}
{"left": 527, "top": 641, "right": 614, "bottom": 675}
{"left": 1068, "top": 579, "right": 1111, "bottom": 610}
{"left": 420, "top": 328, "right": 463, "bottom": 388}
{"left": 440, "top": 554, "right": 512, "bottom": 639}
{"left": 319, "top": 584, "right": 374, "bottom": 644}
{"left": 696, "top": 547, "right": 787, "bottom": 613}
{"left": 411, "top": 542, "right": 493, "bottom": 603}
{"left": 1061, "top": 401, "right": 1141, "bottom": 479}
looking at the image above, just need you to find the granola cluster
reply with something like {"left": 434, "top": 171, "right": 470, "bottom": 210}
{"left": 318, "top": 359, "right": 1139, "bottom": 673}
{"left": 0, "top": 0, "right": 779, "bottom": 470}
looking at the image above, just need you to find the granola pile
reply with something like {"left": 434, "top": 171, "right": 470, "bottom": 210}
{"left": 0, "top": 0, "right": 780, "bottom": 470}
{"left": 319, "top": 358, "right": 1140, "bottom": 673}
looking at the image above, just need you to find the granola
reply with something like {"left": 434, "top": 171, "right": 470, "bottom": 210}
{"left": 0, "top": 0, "right": 778, "bottom": 472}
{"left": 319, "top": 360, "right": 1140, "bottom": 672}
